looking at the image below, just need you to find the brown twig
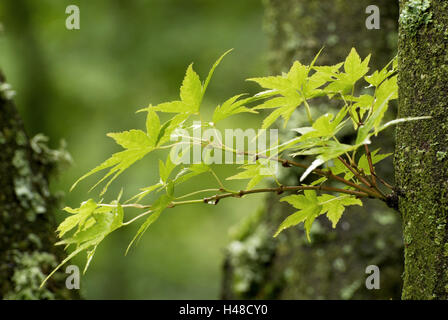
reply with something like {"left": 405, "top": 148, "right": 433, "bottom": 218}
{"left": 202, "top": 142, "right": 385, "bottom": 200}
{"left": 337, "top": 156, "right": 385, "bottom": 200}
{"left": 364, "top": 144, "right": 377, "bottom": 187}
{"left": 200, "top": 185, "right": 369, "bottom": 204}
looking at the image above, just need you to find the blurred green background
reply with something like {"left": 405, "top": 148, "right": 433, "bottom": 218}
{"left": 0, "top": 0, "right": 269, "bottom": 299}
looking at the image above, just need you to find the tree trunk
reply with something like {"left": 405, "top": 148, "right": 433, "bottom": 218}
{"left": 0, "top": 73, "right": 78, "bottom": 299}
{"left": 396, "top": 0, "right": 448, "bottom": 299}
{"left": 222, "top": 0, "right": 402, "bottom": 299}
{"left": 1, "top": 0, "right": 56, "bottom": 137}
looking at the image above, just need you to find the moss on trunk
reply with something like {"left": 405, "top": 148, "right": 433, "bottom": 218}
{"left": 396, "top": 0, "right": 448, "bottom": 300}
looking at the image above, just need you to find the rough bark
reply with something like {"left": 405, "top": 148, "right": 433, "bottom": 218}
{"left": 0, "top": 73, "right": 78, "bottom": 299}
{"left": 222, "top": 0, "right": 402, "bottom": 299}
{"left": 396, "top": 0, "right": 448, "bottom": 299}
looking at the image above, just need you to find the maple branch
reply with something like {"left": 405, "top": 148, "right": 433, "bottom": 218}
{"left": 337, "top": 156, "right": 385, "bottom": 200}
{"left": 178, "top": 138, "right": 384, "bottom": 200}
{"left": 116, "top": 185, "right": 370, "bottom": 215}
{"left": 364, "top": 144, "right": 377, "bottom": 187}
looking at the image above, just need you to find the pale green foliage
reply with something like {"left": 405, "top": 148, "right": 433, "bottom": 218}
{"left": 276, "top": 190, "right": 322, "bottom": 241}
{"left": 126, "top": 193, "right": 173, "bottom": 255}
{"left": 41, "top": 199, "right": 123, "bottom": 286}
{"left": 318, "top": 195, "right": 362, "bottom": 228}
{"left": 275, "top": 191, "right": 362, "bottom": 240}
{"left": 212, "top": 94, "right": 257, "bottom": 123}
{"left": 227, "top": 159, "right": 276, "bottom": 190}
{"left": 44, "top": 48, "right": 431, "bottom": 286}
{"left": 71, "top": 129, "right": 155, "bottom": 195}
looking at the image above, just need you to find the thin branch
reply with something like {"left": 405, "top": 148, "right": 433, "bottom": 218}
{"left": 349, "top": 151, "right": 388, "bottom": 198}
{"left": 337, "top": 156, "right": 385, "bottom": 200}
{"left": 169, "top": 131, "right": 383, "bottom": 199}
{"left": 119, "top": 185, "right": 370, "bottom": 215}
{"left": 169, "top": 185, "right": 369, "bottom": 208}
{"left": 364, "top": 144, "right": 377, "bottom": 187}
{"left": 338, "top": 156, "right": 372, "bottom": 188}
{"left": 199, "top": 185, "right": 369, "bottom": 204}
{"left": 372, "top": 172, "right": 395, "bottom": 190}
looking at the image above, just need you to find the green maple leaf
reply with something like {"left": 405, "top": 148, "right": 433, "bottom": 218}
{"left": 42, "top": 200, "right": 124, "bottom": 287}
{"left": 71, "top": 129, "right": 155, "bottom": 195}
{"left": 275, "top": 190, "right": 322, "bottom": 241}
{"left": 318, "top": 194, "right": 362, "bottom": 228}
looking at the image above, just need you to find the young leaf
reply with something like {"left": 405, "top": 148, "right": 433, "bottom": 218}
{"left": 180, "top": 64, "right": 202, "bottom": 113}
{"left": 157, "top": 113, "right": 190, "bottom": 146}
{"left": 344, "top": 48, "right": 371, "bottom": 83}
{"left": 203, "top": 49, "right": 233, "bottom": 94}
{"left": 145, "top": 106, "right": 160, "bottom": 147}
{"left": 318, "top": 194, "right": 362, "bottom": 228}
{"left": 71, "top": 130, "right": 154, "bottom": 194}
{"left": 58, "top": 199, "right": 97, "bottom": 237}
{"left": 294, "top": 107, "right": 348, "bottom": 141}
{"left": 227, "top": 161, "right": 274, "bottom": 190}
{"left": 126, "top": 194, "right": 173, "bottom": 254}
{"left": 297, "top": 141, "right": 356, "bottom": 181}
{"left": 127, "top": 183, "right": 163, "bottom": 204}
{"left": 107, "top": 129, "right": 152, "bottom": 149}
{"left": 356, "top": 88, "right": 397, "bottom": 145}
{"left": 153, "top": 101, "right": 187, "bottom": 113}
{"left": 173, "top": 163, "right": 210, "bottom": 185}
{"left": 365, "top": 57, "right": 396, "bottom": 87}
{"left": 310, "top": 176, "right": 328, "bottom": 186}
{"left": 249, "top": 61, "right": 313, "bottom": 128}
{"left": 159, "top": 154, "right": 176, "bottom": 184}
{"left": 212, "top": 94, "right": 257, "bottom": 123}
{"left": 370, "top": 75, "right": 398, "bottom": 129}
{"left": 275, "top": 190, "right": 322, "bottom": 241}
{"left": 42, "top": 202, "right": 124, "bottom": 287}
{"left": 261, "top": 105, "right": 297, "bottom": 129}
{"left": 324, "top": 48, "right": 370, "bottom": 94}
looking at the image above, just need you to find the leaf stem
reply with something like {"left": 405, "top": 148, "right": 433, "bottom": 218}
{"left": 302, "top": 96, "right": 314, "bottom": 125}
{"left": 372, "top": 173, "right": 394, "bottom": 190}
{"left": 123, "top": 209, "right": 153, "bottom": 225}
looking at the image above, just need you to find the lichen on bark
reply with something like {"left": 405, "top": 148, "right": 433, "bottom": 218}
{"left": 0, "top": 73, "right": 77, "bottom": 299}
{"left": 399, "top": 0, "right": 433, "bottom": 37}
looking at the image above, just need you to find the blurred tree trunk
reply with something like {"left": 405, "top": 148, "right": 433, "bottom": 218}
{"left": 222, "top": 0, "right": 402, "bottom": 299}
{"left": 0, "top": 73, "right": 78, "bottom": 299}
{"left": 396, "top": 0, "right": 448, "bottom": 299}
{"left": 1, "top": 0, "right": 55, "bottom": 137}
